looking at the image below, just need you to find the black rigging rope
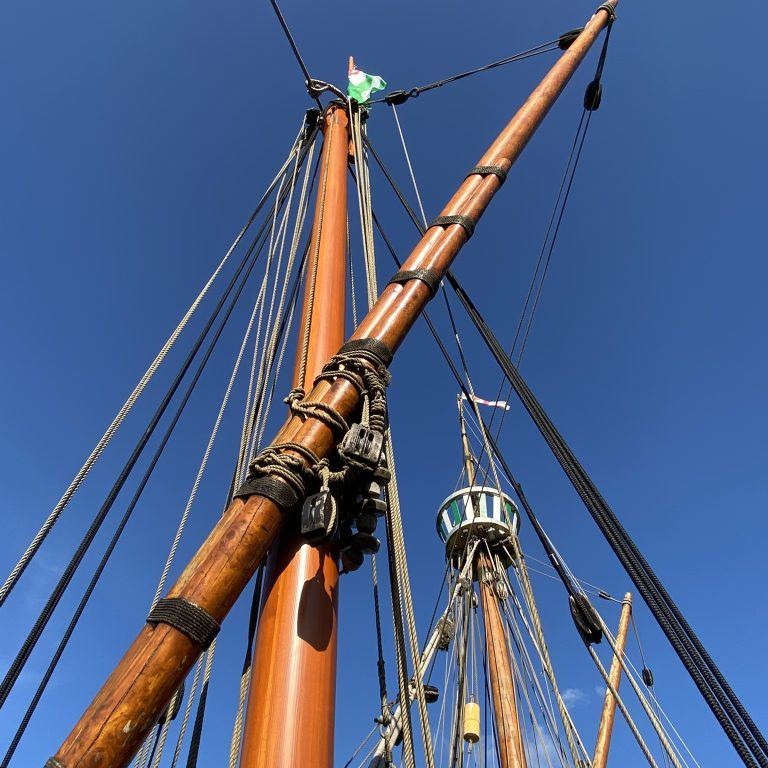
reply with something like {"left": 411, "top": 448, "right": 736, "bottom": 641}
{"left": 0, "top": 183, "right": 310, "bottom": 764}
{"left": 446, "top": 273, "right": 768, "bottom": 768}
{"left": 268, "top": 0, "right": 322, "bottom": 108}
{"left": 0, "top": 125, "right": 320, "bottom": 717}
{"left": 361, "top": 23, "right": 764, "bottom": 762}
{"left": 484, "top": 20, "right": 614, "bottom": 468}
{"left": 358, "top": 145, "right": 768, "bottom": 766}
{"left": 370, "top": 38, "right": 563, "bottom": 105}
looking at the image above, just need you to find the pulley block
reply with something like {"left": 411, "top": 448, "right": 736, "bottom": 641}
{"left": 301, "top": 489, "right": 334, "bottom": 543}
{"left": 340, "top": 423, "right": 384, "bottom": 469}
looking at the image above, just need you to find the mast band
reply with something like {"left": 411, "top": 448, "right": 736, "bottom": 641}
{"left": 338, "top": 339, "right": 394, "bottom": 368}
{"left": 147, "top": 597, "right": 220, "bottom": 648}
{"left": 388, "top": 269, "right": 441, "bottom": 297}
{"left": 45, "top": 760, "right": 66, "bottom": 768}
{"left": 233, "top": 476, "right": 299, "bottom": 509}
{"left": 466, "top": 165, "right": 508, "bottom": 183}
{"left": 430, "top": 215, "right": 475, "bottom": 239}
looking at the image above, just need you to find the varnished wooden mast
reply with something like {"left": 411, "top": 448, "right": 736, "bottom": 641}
{"left": 477, "top": 550, "right": 527, "bottom": 768}
{"left": 238, "top": 103, "right": 349, "bottom": 768}
{"left": 50, "top": 7, "right": 617, "bottom": 766}
{"left": 593, "top": 592, "right": 633, "bottom": 768}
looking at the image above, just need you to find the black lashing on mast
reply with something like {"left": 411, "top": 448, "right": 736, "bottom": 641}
{"left": 146, "top": 597, "right": 220, "bottom": 648}
{"left": 466, "top": 165, "right": 508, "bottom": 183}
{"left": 233, "top": 476, "right": 299, "bottom": 509}
{"left": 338, "top": 338, "right": 393, "bottom": 368}
{"left": 429, "top": 214, "right": 475, "bottom": 239}
{"left": 387, "top": 268, "right": 441, "bottom": 297}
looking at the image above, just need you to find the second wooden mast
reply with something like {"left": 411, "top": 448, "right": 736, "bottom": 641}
{"left": 239, "top": 103, "right": 349, "bottom": 768}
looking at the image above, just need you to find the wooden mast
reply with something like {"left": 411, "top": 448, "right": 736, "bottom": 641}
{"left": 238, "top": 102, "right": 349, "bottom": 768}
{"left": 592, "top": 592, "right": 633, "bottom": 768}
{"left": 50, "top": 8, "right": 616, "bottom": 766}
{"left": 476, "top": 553, "right": 527, "bottom": 768}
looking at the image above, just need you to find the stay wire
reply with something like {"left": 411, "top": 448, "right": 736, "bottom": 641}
{"left": 0, "top": 125, "right": 319, "bottom": 714}
{"left": 446, "top": 271, "right": 768, "bottom": 767}
{"left": 268, "top": 0, "right": 322, "bottom": 108}
{"left": 0, "top": 191, "right": 291, "bottom": 762}
{"left": 362, "top": 86, "right": 766, "bottom": 762}
{"left": 369, "top": 39, "right": 561, "bottom": 104}
{"left": 0, "top": 129, "right": 307, "bottom": 608}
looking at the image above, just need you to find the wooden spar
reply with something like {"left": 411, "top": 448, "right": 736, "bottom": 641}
{"left": 50, "top": 7, "right": 617, "bottom": 766}
{"left": 458, "top": 396, "right": 478, "bottom": 488}
{"left": 238, "top": 103, "right": 349, "bottom": 768}
{"left": 477, "top": 550, "right": 527, "bottom": 768}
{"left": 593, "top": 592, "right": 633, "bottom": 768}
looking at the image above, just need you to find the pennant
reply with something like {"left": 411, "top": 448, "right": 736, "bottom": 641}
{"left": 461, "top": 393, "right": 510, "bottom": 410}
{"left": 347, "top": 67, "right": 387, "bottom": 104}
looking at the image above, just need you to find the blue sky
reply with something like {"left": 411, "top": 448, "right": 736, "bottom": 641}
{"left": 1, "top": 1, "right": 767, "bottom": 766}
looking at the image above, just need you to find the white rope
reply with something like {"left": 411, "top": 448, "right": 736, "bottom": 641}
{"left": 587, "top": 645, "right": 660, "bottom": 767}
{"left": 391, "top": 104, "right": 429, "bottom": 229}
{"left": 149, "top": 266, "right": 268, "bottom": 609}
{"left": 499, "top": 580, "right": 571, "bottom": 767}
{"left": 0, "top": 131, "right": 305, "bottom": 607}
{"left": 507, "top": 537, "right": 591, "bottom": 765}
{"left": 593, "top": 612, "right": 685, "bottom": 768}
{"left": 169, "top": 652, "right": 205, "bottom": 768}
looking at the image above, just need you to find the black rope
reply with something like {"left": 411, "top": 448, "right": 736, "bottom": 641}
{"left": 145, "top": 726, "right": 162, "bottom": 768}
{"left": 0, "top": 184, "right": 301, "bottom": 764}
{"left": 184, "top": 677, "right": 210, "bottom": 768}
{"left": 447, "top": 273, "right": 768, "bottom": 768}
{"left": 360, "top": 159, "right": 767, "bottom": 764}
{"left": 372, "top": 39, "right": 562, "bottom": 105}
{"left": 0, "top": 125, "right": 317, "bottom": 610}
{"left": 0, "top": 126, "right": 320, "bottom": 715}
{"left": 371, "top": 556, "right": 389, "bottom": 726}
{"left": 268, "top": 0, "right": 322, "bottom": 109}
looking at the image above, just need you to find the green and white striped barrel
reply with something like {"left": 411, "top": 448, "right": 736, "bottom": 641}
{"left": 436, "top": 486, "right": 520, "bottom": 558}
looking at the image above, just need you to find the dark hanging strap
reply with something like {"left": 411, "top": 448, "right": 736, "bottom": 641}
{"left": 147, "top": 597, "right": 220, "bottom": 648}
{"left": 584, "top": 7, "right": 615, "bottom": 111}
{"left": 338, "top": 338, "right": 394, "bottom": 368}
{"left": 387, "top": 268, "right": 441, "bottom": 297}
{"left": 429, "top": 214, "right": 475, "bottom": 239}
{"left": 233, "top": 476, "right": 299, "bottom": 508}
{"left": 466, "top": 165, "right": 508, "bottom": 184}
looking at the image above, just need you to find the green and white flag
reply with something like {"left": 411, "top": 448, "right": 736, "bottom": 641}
{"left": 347, "top": 67, "right": 386, "bottom": 104}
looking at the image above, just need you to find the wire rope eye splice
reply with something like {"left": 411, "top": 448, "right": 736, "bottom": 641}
{"left": 235, "top": 341, "right": 393, "bottom": 574}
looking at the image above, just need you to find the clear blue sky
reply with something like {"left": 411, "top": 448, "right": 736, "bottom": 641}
{"left": 1, "top": 1, "right": 766, "bottom": 766}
